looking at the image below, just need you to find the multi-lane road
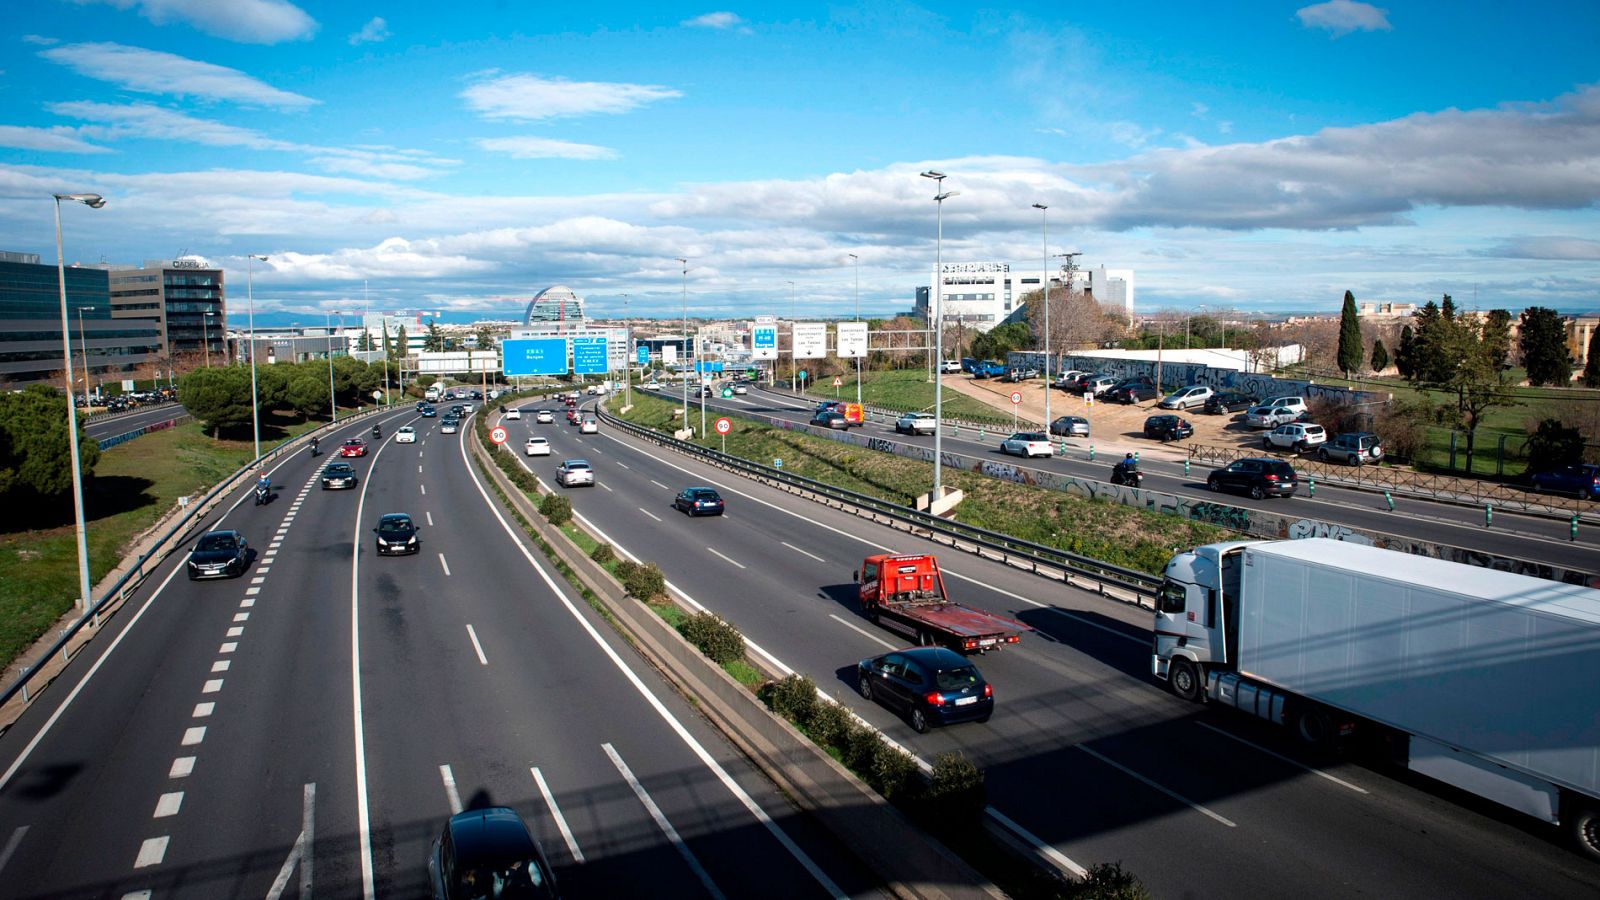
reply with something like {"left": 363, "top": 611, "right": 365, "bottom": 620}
{"left": 84, "top": 403, "right": 187, "bottom": 442}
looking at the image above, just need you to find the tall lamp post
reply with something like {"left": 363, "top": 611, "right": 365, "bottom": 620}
{"left": 1032, "top": 203, "right": 1050, "bottom": 430}
{"left": 53, "top": 191, "right": 105, "bottom": 613}
{"left": 677, "top": 258, "right": 689, "bottom": 430}
{"left": 246, "top": 254, "right": 267, "bottom": 461}
{"left": 76, "top": 305, "right": 95, "bottom": 404}
{"left": 786, "top": 280, "right": 796, "bottom": 392}
{"left": 848, "top": 253, "right": 861, "bottom": 407}
{"left": 326, "top": 310, "right": 339, "bottom": 422}
{"left": 921, "top": 170, "right": 958, "bottom": 502}
{"left": 202, "top": 311, "right": 216, "bottom": 368}
{"left": 622, "top": 293, "right": 631, "bottom": 409}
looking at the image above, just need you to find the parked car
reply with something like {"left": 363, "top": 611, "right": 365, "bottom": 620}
{"left": 557, "top": 459, "right": 595, "bottom": 487}
{"left": 186, "top": 530, "right": 250, "bottom": 580}
{"left": 1264, "top": 422, "right": 1326, "bottom": 452}
{"left": 1319, "top": 431, "right": 1384, "bottom": 466}
{"left": 535, "top": 410, "right": 554, "bottom": 424}
{"left": 856, "top": 647, "right": 993, "bottom": 733}
{"left": 1204, "top": 392, "right": 1256, "bottom": 415}
{"left": 1527, "top": 463, "right": 1600, "bottom": 499}
{"left": 427, "top": 807, "right": 558, "bottom": 900}
{"left": 895, "top": 412, "right": 937, "bottom": 435}
{"left": 1143, "top": 414, "right": 1193, "bottom": 442}
{"left": 372, "top": 513, "right": 420, "bottom": 555}
{"left": 395, "top": 426, "right": 417, "bottom": 444}
{"left": 1159, "top": 385, "right": 1214, "bottom": 410}
{"left": 1075, "top": 375, "right": 1113, "bottom": 397}
{"left": 524, "top": 436, "right": 551, "bottom": 456}
{"left": 673, "top": 487, "right": 726, "bottom": 516}
{"left": 339, "top": 438, "right": 368, "bottom": 457}
{"left": 1053, "top": 369, "right": 1088, "bottom": 388}
{"left": 1000, "top": 432, "right": 1054, "bottom": 458}
{"left": 810, "top": 410, "right": 850, "bottom": 429}
{"left": 1104, "top": 383, "right": 1158, "bottom": 404}
{"left": 1004, "top": 367, "right": 1040, "bottom": 382}
{"left": 1261, "top": 396, "right": 1308, "bottom": 416}
{"left": 1243, "top": 405, "right": 1299, "bottom": 429}
{"left": 1207, "top": 457, "right": 1300, "bottom": 499}
{"left": 939, "top": 360, "right": 962, "bottom": 373}
{"left": 504, "top": 408, "right": 521, "bottom": 421}
{"left": 321, "top": 461, "right": 359, "bottom": 490}
{"left": 1049, "top": 415, "right": 1090, "bottom": 438}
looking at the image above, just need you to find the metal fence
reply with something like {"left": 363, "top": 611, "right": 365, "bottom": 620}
{"left": 96, "top": 414, "right": 193, "bottom": 451}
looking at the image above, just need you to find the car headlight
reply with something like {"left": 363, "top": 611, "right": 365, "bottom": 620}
{"left": 376, "top": 537, "right": 389, "bottom": 546}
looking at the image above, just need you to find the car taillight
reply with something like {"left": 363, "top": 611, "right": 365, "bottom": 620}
{"left": 924, "top": 691, "right": 944, "bottom": 707}
{"left": 983, "top": 683, "right": 993, "bottom": 698}
{"left": 1264, "top": 474, "right": 1278, "bottom": 481}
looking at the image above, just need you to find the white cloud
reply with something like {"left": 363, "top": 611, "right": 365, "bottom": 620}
{"left": 461, "top": 73, "right": 681, "bottom": 121}
{"left": 1295, "top": 1, "right": 1392, "bottom": 38}
{"left": 40, "top": 42, "right": 317, "bottom": 109}
{"left": 683, "top": 11, "right": 747, "bottom": 30}
{"left": 476, "top": 136, "right": 618, "bottom": 160}
{"left": 0, "top": 125, "right": 109, "bottom": 154}
{"left": 22, "top": 35, "right": 59, "bottom": 46}
{"left": 348, "top": 17, "right": 390, "bottom": 45}
{"left": 1191, "top": 102, "right": 1209, "bottom": 117}
{"left": 1108, "top": 120, "right": 1162, "bottom": 148}
{"left": 1217, "top": 120, "right": 1233, "bottom": 134}
{"left": 69, "top": 0, "right": 318, "bottom": 44}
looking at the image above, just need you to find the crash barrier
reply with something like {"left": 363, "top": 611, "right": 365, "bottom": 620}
{"left": 96, "top": 414, "right": 194, "bottom": 451}
{"left": 1007, "top": 351, "right": 1392, "bottom": 408}
{"left": 1188, "top": 443, "right": 1599, "bottom": 521}
{"left": 83, "top": 399, "right": 179, "bottom": 425}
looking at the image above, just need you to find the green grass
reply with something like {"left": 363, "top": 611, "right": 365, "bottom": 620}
{"left": 721, "top": 658, "right": 763, "bottom": 688}
{"left": 803, "top": 367, "right": 1012, "bottom": 423}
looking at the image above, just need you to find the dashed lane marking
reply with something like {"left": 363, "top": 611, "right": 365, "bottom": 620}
{"left": 210, "top": 660, "right": 230, "bottom": 673}
{"left": 219, "top": 642, "right": 237, "bottom": 653}
{"left": 604, "top": 743, "right": 725, "bottom": 900}
{"left": 193, "top": 702, "right": 213, "bottom": 717}
{"left": 466, "top": 625, "right": 488, "bottom": 665}
{"left": 638, "top": 507, "right": 662, "bottom": 522}
{"left": 202, "top": 680, "right": 223, "bottom": 693}
{"left": 169, "top": 757, "right": 195, "bottom": 778}
{"left": 133, "top": 836, "right": 168, "bottom": 868}
{"left": 531, "top": 767, "right": 584, "bottom": 863}
{"left": 153, "top": 792, "right": 182, "bottom": 818}
{"left": 706, "top": 548, "right": 746, "bottom": 569}
{"left": 438, "top": 765, "right": 463, "bottom": 815}
{"left": 781, "top": 541, "right": 825, "bottom": 563}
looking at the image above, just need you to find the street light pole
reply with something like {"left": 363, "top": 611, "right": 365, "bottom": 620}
{"left": 677, "top": 258, "right": 689, "bottom": 431}
{"left": 921, "top": 170, "right": 958, "bottom": 502}
{"left": 246, "top": 254, "right": 267, "bottom": 461}
{"left": 76, "top": 305, "right": 94, "bottom": 403}
{"left": 326, "top": 311, "right": 339, "bottom": 423}
{"left": 202, "top": 311, "right": 213, "bottom": 368}
{"left": 53, "top": 191, "right": 105, "bottom": 613}
{"left": 849, "top": 253, "right": 861, "bottom": 407}
{"left": 623, "top": 293, "right": 631, "bottom": 409}
{"left": 698, "top": 324, "right": 707, "bottom": 436}
{"left": 787, "top": 280, "right": 796, "bottom": 393}
{"left": 1033, "top": 203, "right": 1050, "bottom": 431}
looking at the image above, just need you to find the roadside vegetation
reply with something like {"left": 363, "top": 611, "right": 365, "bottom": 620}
{"left": 799, "top": 366, "right": 1015, "bottom": 424}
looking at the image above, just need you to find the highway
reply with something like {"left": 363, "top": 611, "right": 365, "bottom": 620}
{"left": 510, "top": 392, "right": 1600, "bottom": 898}
{"left": 0, "top": 401, "right": 873, "bottom": 898}
{"left": 85, "top": 403, "right": 187, "bottom": 442}
{"left": 646, "top": 383, "right": 1598, "bottom": 573}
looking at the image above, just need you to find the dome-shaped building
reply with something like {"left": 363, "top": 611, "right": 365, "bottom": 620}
{"left": 523, "top": 285, "right": 587, "bottom": 332}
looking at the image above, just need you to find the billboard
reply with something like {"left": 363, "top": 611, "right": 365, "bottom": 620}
{"left": 751, "top": 323, "right": 778, "bottom": 360}
{"left": 837, "top": 322, "right": 868, "bottom": 359}
{"left": 572, "top": 336, "right": 608, "bottom": 374}
{"left": 501, "top": 339, "right": 568, "bottom": 376}
{"left": 793, "top": 322, "right": 827, "bottom": 359}
{"left": 663, "top": 345, "right": 678, "bottom": 365}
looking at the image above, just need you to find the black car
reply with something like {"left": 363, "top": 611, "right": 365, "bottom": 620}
{"left": 321, "top": 461, "right": 359, "bottom": 490}
{"left": 673, "top": 487, "right": 725, "bottom": 516}
{"left": 1143, "top": 414, "right": 1193, "bottom": 442}
{"left": 1105, "top": 383, "right": 1158, "bottom": 404}
{"left": 1204, "top": 392, "right": 1257, "bottom": 415}
{"left": 810, "top": 411, "right": 849, "bottom": 429}
{"left": 373, "top": 513, "right": 420, "bottom": 555}
{"left": 1207, "top": 457, "right": 1299, "bottom": 499}
{"left": 428, "top": 807, "right": 558, "bottom": 900}
{"left": 187, "top": 530, "right": 250, "bottom": 580}
{"left": 857, "top": 647, "right": 993, "bottom": 733}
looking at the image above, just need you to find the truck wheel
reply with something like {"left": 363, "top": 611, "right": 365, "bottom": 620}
{"left": 1567, "top": 799, "right": 1600, "bottom": 862}
{"left": 858, "top": 675, "right": 873, "bottom": 701}
{"left": 909, "top": 708, "right": 930, "bottom": 734}
{"left": 1169, "top": 659, "right": 1203, "bottom": 703}
{"left": 1294, "top": 705, "right": 1335, "bottom": 749}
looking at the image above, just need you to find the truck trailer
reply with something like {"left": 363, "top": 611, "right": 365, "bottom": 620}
{"left": 855, "top": 554, "right": 1029, "bottom": 652}
{"left": 1153, "top": 538, "right": 1600, "bottom": 860}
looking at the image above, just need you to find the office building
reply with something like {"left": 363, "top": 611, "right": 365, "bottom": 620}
{"left": 915, "top": 262, "right": 1135, "bottom": 333}
{"left": 523, "top": 285, "right": 588, "bottom": 331}
{"left": 106, "top": 257, "right": 228, "bottom": 366}
{"left": 0, "top": 251, "right": 162, "bottom": 390}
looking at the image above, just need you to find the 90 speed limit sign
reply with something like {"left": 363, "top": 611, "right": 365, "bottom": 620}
{"left": 490, "top": 425, "right": 508, "bottom": 445}
{"left": 714, "top": 417, "right": 732, "bottom": 435}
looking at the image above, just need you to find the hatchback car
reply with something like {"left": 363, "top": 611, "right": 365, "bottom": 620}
{"left": 1048, "top": 416, "right": 1090, "bottom": 438}
{"left": 896, "top": 412, "right": 936, "bottom": 435}
{"left": 535, "top": 410, "right": 554, "bottom": 424}
{"left": 504, "top": 408, "right": 522, "bottom": 421}
{"left": 373, "top": 513, "right": 420, "bottom": 555}
{"left": 557, "top": 459, "right": 595, "bottom": 487}
{"left": 579, "top": 418, "right": 599, "bottom": 434}
{"left": 1143, "top": 414, "right": 1193, "bottom": 442}
{"left": 321, "top": 461, "right": 359, "bottom": 490}
{"left": 1160, "top": 385, "right": 1213, "bottom": 410}
{"left": 340, "top": 438, "right": 368, "bottom": 457}
{"left": 810, "top": 411, "right": 850, "bottom": 429}
{"left": 1084, "top": 375, "right": 1118, "bottom": 397}
{"left": 857, "top": 647, "right": 993, "bottom": 733}
{"left": 1204, "top": 392, "right": 1256, "bottom": 415}
{"left": 1264, "top": 423, "right": 1326, "bottom": 452}
{"left": 1105, "top": 383, "right": 1158, "bottom": 404}
{"left": 1319, "top": 432, "right": 1384, "bottom": 466}
{"left": 1528, "top": 463, "right": 1600, "bottom": 499}
{"left": 186, "top": 530, "right": 250, "bottom": 580}
{"left": 439, "top": 419, "right": 459, "bottom": 434}
{"left": 428, "top": 807, "right": 558, "bottom": 900}
{"left": 395, "top": 426, "right": 417, "bottom": 444}
{"left": 1207, "top": 457, "right": 1300, "bottom": 499}
{"left": 1243, "top": 405, "right": 1298, "bottom": 429}
{"left": 420, "top": 405, "right": 437, "bottom": 418}
{"left": 1001, "top": 432, "right": 1053, "bottom": 458}
{"left": 524, "top": 436, "right": 551, "bottom": 457}
{"left": 674, "top": 487, "right": 726, "bottom": 516}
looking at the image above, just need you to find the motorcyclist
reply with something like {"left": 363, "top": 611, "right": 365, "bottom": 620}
{"left": 372, "top": 424, "right": 382, "bottom": 439}
{"left": 310, "top": 436, "right": 320, "bottom": 456}
{"left": 254, "top": 472, "right": 270, "bottom": 505}
{"left": 1113, "top": 452, "right": 1141, "bottom": 485}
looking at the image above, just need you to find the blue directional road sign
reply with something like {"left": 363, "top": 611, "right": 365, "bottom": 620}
{"left": 695, "top": 360, "right": 725, "bottom": 374}
{"left": 572, "top": 336, "right": 608, "bottom": 374}
{"left": 636, "top": 345, "right": 649, "bottom": 366}
{"left": 502, "top": 338, "right": 568, "bottom": 376}
{"left": 752, "top": 326, "right": 777, "bottom": 358}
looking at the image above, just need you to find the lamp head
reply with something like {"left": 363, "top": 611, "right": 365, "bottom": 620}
{"left": 1033, "top": 203, "right": 1047, "bottom": 211}
{"left": 920, "top": 170, "right": 944, "bottom": 180}
{"left": 55, "top": 193, "right": 106, "bottom": 208}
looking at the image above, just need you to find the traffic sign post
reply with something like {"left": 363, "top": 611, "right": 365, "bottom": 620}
{"left": 489, "top": 425, "right": 508, "bottom": 446}
{"left": 715, "top": 416, "right": 731, "bottom": 454}
{"left": 1011, "top": 391, "right": 1022, "bottom": 430}
{"left": 833, "top": 375, "right": 842, "bottom": 397}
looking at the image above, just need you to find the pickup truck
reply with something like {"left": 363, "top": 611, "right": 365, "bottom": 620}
{"left": 855, "top": 554, "right": 1029, "bottom": 652}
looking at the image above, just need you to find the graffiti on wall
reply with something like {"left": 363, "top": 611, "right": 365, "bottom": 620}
{"left": 1029, "top": 353, "right": 1390, "bottom": 407}
{"left": 1286, "top": 518, "right": 1373, "bottom": 544}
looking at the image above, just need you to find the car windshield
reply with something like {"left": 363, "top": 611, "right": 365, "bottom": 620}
{"left": 196, "top": 534, "right": 237, "bottom": 552}
{"left": 328, "top": 464, "right": 352, "bottom": 473}
{"left": 378, "top": 518, "right": 412, "bottom": 535}
{"left": 935, "top": 666, "right": 981, "bottom": 692}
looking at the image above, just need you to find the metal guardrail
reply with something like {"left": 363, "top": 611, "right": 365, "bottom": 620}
{"left": 595, "top": 403, "right": 1163, "bottom": 604}
{"left": 96, "top": 414, "right": 194, "bottom": 451}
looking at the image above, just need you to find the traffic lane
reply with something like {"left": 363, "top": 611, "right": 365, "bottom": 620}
{"left": 84, "top": 402, "right": 185, "bottom": 439}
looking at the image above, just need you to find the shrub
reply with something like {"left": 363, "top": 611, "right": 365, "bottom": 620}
{"left": 540, "top": 493, "right": 573, "bottom": 525}
{"left": 871, "top": 741, "right": 920, "bottom": 801}
{"left": 614, "top": 559, "right": 666, "bottom": 601}
{"left": 841, "top": 721, "right": 882, "bottom": 773}
{"left": 769, "top": 673, "right": 818, "bottom": 725}
{"left": 678, "top": 611, "right": 745, "bottom": 664}
{"left": 925, "top": 751, "right": 986, "bottom": 822}
{"left": 1063, "top": 862, "right": 1150, "bottom": 900}
{"left": 807, "top": 699, "right": 853, "bottom": 749}
{"left": 590, "top": 542, "right": 617, "bottom": 565}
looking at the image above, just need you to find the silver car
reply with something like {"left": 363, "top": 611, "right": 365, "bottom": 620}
{"left": 557, "top": 459, "right": 595, "bottom": 487}
{"left": 896, "top": 412, "right": 936, "bottom": 435}
{"left": 1049, "top": 415, "right": 1090, "bottom": 438}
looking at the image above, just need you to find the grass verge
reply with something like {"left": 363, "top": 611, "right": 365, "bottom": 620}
{"left": 799, "top": 367, "right": 1014, "bottom": 423}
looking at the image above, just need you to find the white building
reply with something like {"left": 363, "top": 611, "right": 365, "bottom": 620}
{"left": 916, "top": 261, "right": 1134, "bottom": 333}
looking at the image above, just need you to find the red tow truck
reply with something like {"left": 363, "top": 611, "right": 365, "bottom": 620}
{"left": 854, "top": 554, "right": 1029, "bottom": 652}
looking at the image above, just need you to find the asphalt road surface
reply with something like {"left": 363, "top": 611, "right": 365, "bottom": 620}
{"left": 85, "top": 403, "right": 187, "bottom": 442}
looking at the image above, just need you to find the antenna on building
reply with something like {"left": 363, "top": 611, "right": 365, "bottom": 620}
{"left": 1053, "top": 252, "right": 1082, "bottom": 291}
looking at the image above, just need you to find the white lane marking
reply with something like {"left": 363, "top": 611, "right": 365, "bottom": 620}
{"left": 826, "top": 614, "right": 896, "bottom": 650}
{"left": 202, "top": 679, "right": 223, "bottom": 693}
{"left": 1077, "top": 745, "right": 1236, "bottom": 826}
{"left": 637, "top": 507, "right": 662, "bottom": 522}
{"left": 649, "top": 479, "right": 670, "bottom": 490}
{"left": 616, "top": 461, "right": 630, "bottom": 469}
{"left": 420, "top": 483, "right": 426, "bottom": 495}
{"left": 0, "top": 826, "right": 28, "bottom": 878}
{"left": 1193, "top": 722, "right": 1369, "bottom": 793}
{"left": 211, "top": 660, "right": 230, "bottom": 673}
{"left": 459, "top": 424, "right": 847, "bottom": 900}
{"left": 438, "top": 764, "right": 463, "bottom": 815}
{"left": 706, "top": 547, "right": 746, "bottom": 569}
{"left": 419, "top": 450, "right": 424, "bottom": 458}
{"left": 266, "top": 783, "right": 315, "bottom": 900}
{"left": 219, "top": 642, "right": 237, "bottom": 653}
{"left": 251, "top": 576, "right": 267, "bottom": 585}
{"left": 240, "top": 598, "right": 255, "bottom": 608}
{"left": 426, "top": 511, "right": 434, "bottom": 527}
{"left": 466, "top": 625, "right": 488, "bottom": 665}
{"left": 193, "top": 702, "right": 214, "bottom": 717}
{"left": 781, "top": 541, "right": 825, "bottom": 563}
{"left": 133, "top": 836, "right": 168, "bottom": 868}
{"left": 226, "top": 626, "right": 243, "bottom": 637}
{"left": 122, "top": 891, "right": 151, "bottom": 900}
{"left": 153, "top": 791, "right": 183, "bottom": 818}
{"left": 604, "top": 743, "right": 725, "bottom": 900}
{"left": 233, "top": 612, "right": 249, "bottom": 622}
{"left": 986, "top": 807, "right": 1088, "bottom": 878}
{"left": 256, "top": 567, "right": 270, "bottom": 574}
{"left": 439, "top": 553, "right": 452, "bottom": 577}
{"left": 600, "top": 483, "right": 614, "bottom": 492}
{"left": 169, "top": 757, "right": 195, "bottom": 778}
{"left": 531, "top": 767, "right": 585, "bottom": 863}
{"left": 181, "top": 726, "right": 206, "bottom": 745}
{"left": 244, "top": 587, "right": 261, "bottom": 597}
{"left": 418, "top": 465, "right": 423, "bottom": 474}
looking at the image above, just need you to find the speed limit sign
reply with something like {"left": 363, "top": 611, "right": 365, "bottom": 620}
{"left": 490, "top": 425, "right": 508, "bottom": 445}
{"left": 714, "top": 417, "right": 732, "bottom": 435}
{"left": 1010, "top": 391, "right": 1023, "bottom": 405}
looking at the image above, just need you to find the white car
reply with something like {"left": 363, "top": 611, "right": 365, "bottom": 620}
{"left": 939, "top": 360, "right": 962, "bottom": 373}
{"left": 1000, "top": 432, "right": 1054, "bottom": 458}
{"left": 1264, "top": 423, "right": 1327, "bottom": 452}
{"left": 732, "top": 384, "right": 748, "bottom": 395}
{"left": 439, "top": 420, "right": 459, "bottom": 434}
{"left": 1159, "top": 385, "right": 1214, "bottom": 410}
{"left": 1262, "top": 396, "right": 1308, "bottom": 416}
{"left": 643, "top": 381, "right": 661, "bottom": 390}
{"left": 504, "top": 408, "right": 521, "bottom": 421}
{"left": 535, "top": 410, "right": 554, "bottom": 424}
{"left": 524, "top": 436, "right": 551, "bottom": 456}
{"left": 395, "top": 426, "right": 417, "bottom": 444}
{"left": 579, "top": 418, "right": 599, "bottom": 434}
{"left": 557, "top": 459, "right": 594, "bottom": 487}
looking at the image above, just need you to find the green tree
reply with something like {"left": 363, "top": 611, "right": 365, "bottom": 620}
{"left": 1415, "top": 316, "right": 1517, "bottom": 471}
{"left": 356, "top": 329, "right": 374, "bottom": 352}
{"left": 1440, "top": 293, "right": 1457, "bottom": 321}
{"left": 1337, "top": 290, "right": 1363, "bottom": 377}
{"left": 284, "top": 373, "right": 329, "bottom": 418}
{"left": 474, "top": 324, "right": 495, "bottom": 351}
{"left": 1519, "top": 307, "right": 1572, "bottom": 386}
{"left": 1409, "top": 300, "right": 1453, "bottom": 384}
{"left": 424, "top": 321, "right": 445, "bottom": 352}
{"left": 1370, "top": 339, "right": 1389, "bottom": 373}
{"left": 1482, "top": 309, "right": 1513, "bottom": 366}
{"left": 1395, "top": 325, "right": 1415, "bottom": 378}
{"left": 0, "top": 386, "right": 100, "bottom": 503}
{"left": 1583, "top": 329, "right": 1600, "bottom": 388}
{"left": 1524, "top": 418, "right": 1584, "bottom": 473}
{"left": 179, "top": 365, "right": 255, "bottom": 437}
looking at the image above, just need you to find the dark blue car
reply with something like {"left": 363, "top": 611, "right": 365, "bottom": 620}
{"left": 857, "top": 647, "right": 993, "bottom": 733}
{"left": 1528, "top": 464, "right": 1600, "bottom": 499}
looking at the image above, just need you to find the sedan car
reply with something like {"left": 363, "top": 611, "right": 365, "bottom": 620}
{"left": 1528, "top": 463, "right": 1600, "bottom": 499}
{"left": 373, "top": 513, "right": 420, "bottom": 555}
{"left": 1204, "top": 392, "right": 1256, "bottom": 415}
{"left": 1143, "top": 414, "right": 1193, "bottom": 442}
{"left": 857, "top": 647, "right": 993, "bottom": 733}
{"left": 419, "top": 405, "right": 437, "bottom": 418}
{"left": 674, "top": 487, "right": 726, "bottom": 516}
{"left": 557, "top": 459, "right": 595, "bottom": 487}
{"left": 1159, "top": 385, "right": 1214, "bottom": 410}
{"left": 504, "top": 408, "right": 522, "bottom": 421}
{"left": 643, "top": 380, "right": 662, "bottom": 389}
{"left": 579, "top": 418, "right": 599, "bottom": 434}
{"left": 439, "top": 419, "right": 459, "bottom": 435}
{"left": 428, "top": 807, "right": 558, "bottom": 900}
{"left": 524, "top": 436, "right": 551, "bottom": 456}
{"left": 810, "top": 411, "right": 850, "bottom": 429}
{"left": 1207, "top": 457, "right": 1300, "bottom": 499}
{"left": 1000, "top": 432, "right": 1054, "bottom": 458}
{"left": 1243, "top": 405, "right": 1299, "bottom": 429}
{"left": 339, "top": 438, "right": 368, "bottom": 458}
{"left": 535, "top": 409, "right": 554, "bottom": 424}
{"left": 320, "top": 461, "right": 359, "bottom": 490}
{"left": 896, "top": 412, "right": 936, "bottom": 435}
{"left": 732, "top": 384, "right": 748, "bottom": 395}
{"left": 1104, "top": 383, "right": 1158, "bottom": 404}
{"left": 395, "top": 425, "right": 417, "bottom": 444}
{"left": 1048, "top": 416, "right": 1090, "bottom": 438}
{"left": 186, "top": 530, "right": 249, "bottom": 580}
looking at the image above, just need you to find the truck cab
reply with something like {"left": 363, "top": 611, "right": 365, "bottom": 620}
{"left": 1153, "top": 540, "right": 1254, "bottom": 700}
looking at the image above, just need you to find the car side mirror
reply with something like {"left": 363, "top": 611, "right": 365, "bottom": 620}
{"left": 852, "top": 569, "right": 860, "bottom": 582}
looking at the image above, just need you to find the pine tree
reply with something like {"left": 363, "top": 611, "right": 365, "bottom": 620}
{"left": 1519, "top": 307, "right": 1572, "bottom": 386}
{"left": 1396, "top": 325, "right": 1415, "bottom": 378}
{"left": 1440, "top": 293, "right": 1457, "bottom": 321}
{"left": 1370, "top": 339, "right": 1389, "bottom": 373}
{"left": 1336, "top": 291, "right": 1363, "bottom": 378}
{"left": 1583, "top": 328, "right": 1600, "bottom": 388}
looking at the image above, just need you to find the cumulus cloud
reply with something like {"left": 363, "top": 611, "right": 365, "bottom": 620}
{"left": 40, "top": 42, "right": 317, "bottom": 109}
{"left": 461, "top": 73, "right": 681, "bottom": 121}
{"left": 476, "top": 136, "right": 617, "bottom": 160}
{"left": 0, "top": 125, "right": 109, "bottom": 154}
{"left": 68, "top": 0, "right": 317, "bottom": 44}
{"left": 348, "top": 17, "right": 390, "bottom": 45}
{"left": 1295, "top": 1, "right": 1392, "bottom": 38}
{"left": 683, "top": 11, "right": 748, "bottom": 30}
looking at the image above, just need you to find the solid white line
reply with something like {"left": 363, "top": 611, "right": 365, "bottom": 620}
{"left": 426, "top": 511, "right": 434, "bottom": 527}
{"left": 706, "top": 547, "right": 746, "bottom": 569}
{"left": 650, "top": 479, "right": 670, "bottom": 490}
{"left": 985, "top": 807, "right": 1088, "bottom": 878}
{"left": 1193, "top": 722, "right": 1369, "bottom": 793}
{"left": 169, "top": 757, "right": 195, "bottom": 778}
{"left": 193, "top": 702, "right": 214, "bottom": 717}
{"left": 531, "top": 767, "right": 585, "bottom": 863}
{"left": 0, "top": 826, "right": 27, "bottom": 877}
{"left": 1077, "top": 745, "right": 1236, "bottom": 826}
{"left": 637, "top": 507, "right": 662, "bottom": 522}
{"left": 466, "top": 625, "right": 488, "bottom": 665}
{"left": 439, "top": 764, "right": 463, "bottom": 815}
{"left": 439, "top": 553, "right": 452, "bottom": 577}
{"left": 134, "top": 835, "right": 168, "bottom": 868}
{"left": 604, "top": 743, "right": 725, "bottom": 900}
{"left": 826, "top": 614, "right": 897, "bottom": 650}
{"left": 153, "top": 791, "right": 183, "bottom": 818}
{"left": 781, "top": 541, "right": 825, "bottom": 563}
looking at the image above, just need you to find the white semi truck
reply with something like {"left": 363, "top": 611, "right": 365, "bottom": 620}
{"left": 1153, "top": 538, "right": 1600, "bottom": 860}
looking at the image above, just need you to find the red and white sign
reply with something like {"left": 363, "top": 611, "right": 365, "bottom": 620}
{"left": 1010, "top": 391, "right": 1023, "bottom": 405}
{"left": 832, "top": 377, "right": 843, "bottom": 387}
{"left": 490, "top": 426, "right": 508, "bottom": 445}
{"left": 714, "top": 417, "right": 732, "bottom": 435}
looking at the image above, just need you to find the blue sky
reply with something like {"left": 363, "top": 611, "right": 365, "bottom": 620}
{"left": 2, "top": 0, "right": 1598, "bottom": 322}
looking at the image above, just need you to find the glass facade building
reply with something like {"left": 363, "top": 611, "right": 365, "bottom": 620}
{"left": 0, "top": 254, "right": 162, "bottom": 390}
{"left": 522, "top": 285, "right": 588, "bottom": 332}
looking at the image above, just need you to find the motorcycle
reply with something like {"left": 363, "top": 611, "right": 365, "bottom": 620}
{"left": 372, "top": 425, "right": 382, "bottom": 440}
{"left": 1110, "top": 463, "right": 1144, "bottom": 488}
{"left": 254, "top": 482, "right": 271, "bottom": 506}
{"left": 310, "top": 439, "right": 320, "bottom": 457}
